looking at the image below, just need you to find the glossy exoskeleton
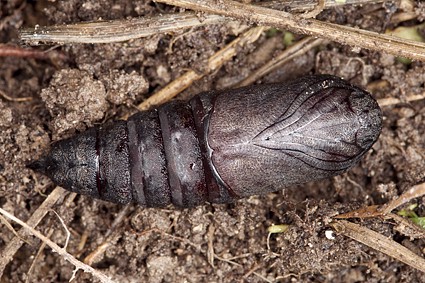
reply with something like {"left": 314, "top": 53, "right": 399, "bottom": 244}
{"left": 29, "top": 75, "right": 383, "bottom": 207}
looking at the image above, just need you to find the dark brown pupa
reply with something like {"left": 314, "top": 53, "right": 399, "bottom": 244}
{"left": 28, "top": 75, "right": 383, "bottom": 207}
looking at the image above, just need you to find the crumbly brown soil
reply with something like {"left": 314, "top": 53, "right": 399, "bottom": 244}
{"left": 1, "top": 1, "right": 425, "bottom": 282}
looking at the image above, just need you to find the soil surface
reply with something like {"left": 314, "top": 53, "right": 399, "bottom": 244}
{"left": 1, "top": 1, "right": 425, "bottom": 282}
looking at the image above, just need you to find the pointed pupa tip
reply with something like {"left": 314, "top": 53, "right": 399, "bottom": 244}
{"left": 26, "top": 158, "right": 47, "bottom": 173}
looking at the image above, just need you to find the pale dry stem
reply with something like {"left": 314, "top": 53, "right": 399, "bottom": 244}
{"left": 19, "top": 0, "right": 385, "bottom": 44}
{"left": 333, "top": 182, "right": 425, "bottom": 273}
{"left": 377, "top": 93, "right": 425, "bottom": 107}
{"left": 380, "top": 182, "right": 425, "bottom": 214}
{"left": 0, "top": 207, "right": 115, "bottom": 283}
{"left": 25, "top": 229, "right": 54, "bottom": 283}
{"left": 157, "top": 0, "right": 425, "bottom": 61}
{"left": 237, "top": 37, "right": 326, "bottom": 87}
{"left": 0, "top": 89, "right": 32, "bottom": 102}
{"left": 135, "top": 26, "right": 265, "bottom": 112}
{"left": 332, "top": 220, "right": 425, "bottom": 273}
{"left": 0, "top": 187, "right": 64, "bottom": 277}
{"left": 83, "top": 205, "right": 132, "bottom": 265}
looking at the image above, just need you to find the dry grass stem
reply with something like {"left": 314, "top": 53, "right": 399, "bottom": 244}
{"left": 51, "top": 210, "right": 71, "bottom": 250}
{"left": 0, "top": 207, "right": 115, "bottom": 283}
{"left": 334, "top": 205, "right": 383, "bottom": 219}
{"left": 237, "top": 37, "right": 326, "bottom": 87}
{"left": 20, "top": 13, "right": 226, "bottom": 44}
{"left": 19, "top": 0, "right": 385, "bottom": 44}
{"left": 389, "top": 213, "right": 425, "bottom": 238}
{"left": 83, "top": 205, "right": 131, "bottom": 265}
{"left": 136, "top": 71, "right": 201, "bottom": 111}
{"left": 0, "top": 89, "right": 32, "bottom": 102}
{"left": 84, "top": 242, "right": 112, "bottom": 266}
{"left": 380, "top": 182, "right": 425, "bottom": 214}
{"left": 332, "top": 220, "right": 425, "bottom": 273}
{"left": 265, "top": 0, "right": 386, "bottom": 12}
{"left": 301, "top": 0, "right": 326, "bottom": 18}
{"left": 207, "top": 224, "right": 215, "bottom": 267}
{"left": 391, "top": 11, "right": 417, "bottom": 24}
{"left": 157, "top": 0, "right": 425, "bottom": 61}
{"left": 335, "top": 182, "right": 425, "bottom": 219}
{"left": 0, "top": 214, "right": 32, "bottom": 246}
{"left": 0, "top": 44, "right": 66, "bottom": 61}
{"left": 242, "top": 264, "right": 262, "bottom": 282}
{"left": 25, "top": 229, "right": 54, "bottom": 283}
{"left": 377, "top": 93, "right": 425, "bottom": 107}
{"left": 0, "top": 187, "right": 64, "bottom": 277}
{"left": 136, "top": 26, "right": 264, "bottom": 111}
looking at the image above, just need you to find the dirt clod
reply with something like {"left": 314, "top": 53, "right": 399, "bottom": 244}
{"left": 0, "top": 101, "right": 13, "bottom": 128}
{"left": 40, "top": 68, "right": 108, "bottom": 138}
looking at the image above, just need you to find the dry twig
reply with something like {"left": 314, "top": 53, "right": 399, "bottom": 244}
{"left": 19, "top": 0, "right": 385, "bottom": 44}
{"left": 335, "top": 182, "right": 425, "bottom": 219}
{"left": 0, "top": 207, "right": 115, "bottom": 283}
{"left": 265, "top": 0, "right": 385, "bottom": 11}
{"left": 0, "top": 44, "right": 66, "bottom": 61}
{"left": 332, "top": 183, "right": 425, "bottom": 272}
{"left": 332, "top": 220, "right": 425, "bottom": 273}
{"left": 0, "top": 214, "right": 32, "bottom": 246}
{"left": 135, "top": 26, "right": 265, "bottom": 111}
{"left": 377, "top": 93, "right": 425, "bottom": 107}
{"left": 0, "top": 89, "right": 32, "bottom": 102}
{"left": 156, "top": 0, "right": 425, "bottom": 61}
{"left": 51, "top": 210, "right": 71, "bottom": 250}
{"left": 0, "top": 187, "right": 64, "bottom": 277}
{"left": 206, "top": 224, "right": 215, "bottom": 268}
{"left": 20, "top": 13, "right": 226, "bottom": 44}
{"left": 237, "top": 37, "right": 326, "bottom": 87}
{"left": 25, "top": 229, "right": 54, "bottom": 283}
{"left": 301, "top": 0, "right": 326, "bottom": 18}
{"left": 380, "top": 182, "right": 425, "bottom": 215}
{"left": 83, "top": 204, "right": 132, "bottom": 265}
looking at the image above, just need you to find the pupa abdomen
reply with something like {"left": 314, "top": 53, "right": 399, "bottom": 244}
{"left": 29, "top": 75, "right": 383, "bottom": 207}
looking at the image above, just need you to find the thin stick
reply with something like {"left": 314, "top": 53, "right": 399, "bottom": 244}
{"left": 51, "top": 210, "right": 71, "bottom": 250}
{"left": 136, "top": 26, "right": 264, "bottom": 111}
{"left": 0, "top": 215, "right": 33, "bottom": 246}
{"left": 265, "top": 0, "right": 386, "bottom": 12}
{"left": 83, "top": 205, "right": 132, "bottom": 265}
{"left": 157, "top": 0, "right": 425, "bottom": 61}
{"left": 19, "top": 0, "right": 386, "bottom": 44}
{"left": 332, "top": 220, "right": 425, "bottom": 273}
{"left": 380, "top": 182, "right": 425, "bottom": 214}
{"left": 0, "top": 207, "right": 115, "bottom": 283}
{"left": 301, "top": 0, "right": 326, "bottom": 18}
{"left": 20, "top": 13, "right": 226, "bottom": 44}
{"left": 0, "top": 89, "right": 32, "bottom": 102}
{"left": 377, "top": 93, "right": 425, "bottom": 107}
{"left": 335, "top": 182, "right": 425, "bottom": 220}
{"left": 237, "top": 37, "right": 326, "bottom": 87}
{"left": 206, "top": 224, "right": 215, "bottom": 268}
{"left": 0, "top": 44, "right": 66, "bottom": 61}
{"left": 25, "top": 229, "right": 54, "bottom": 283}
{"left": 137, "top": 70, "right": 201, "bottom": 111}
{"left": 0, "top": 187, "right": 64, "bottom": 277}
